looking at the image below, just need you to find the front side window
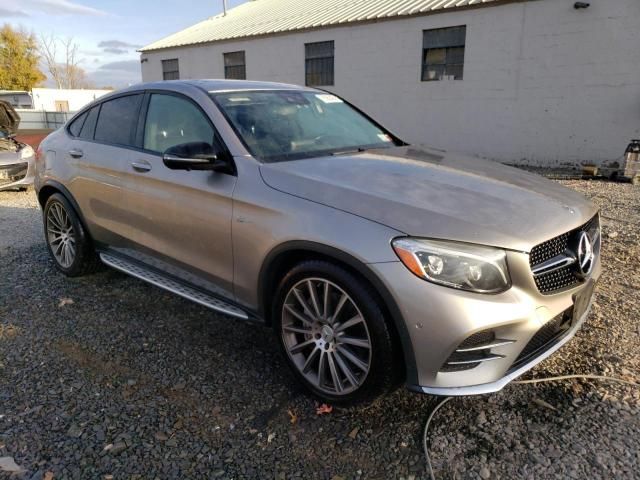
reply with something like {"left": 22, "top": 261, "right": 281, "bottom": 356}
{"left": 224, "top": 51, "right": 246, "bottom": 80}
{"left": 94, "top": 94, "right": 143, "bottom": 146}
{"left": 213, "top": 90, "right": 395, "bottom": 163}
{"left": 143, "top": 93, "right": 215, "bottom": 154}
{"left": 162, "top": 59, "right": 180, "bottom": 80}
{"left": 421, "top": 26, "right": 466, "bottom": 81}
{"left": 305, "top": 41, "right": 334, "bottom": 86}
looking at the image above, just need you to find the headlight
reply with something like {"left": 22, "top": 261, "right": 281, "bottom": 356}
{"left": 20, "top": 145, "right": 35, "bottom": 160}
{"left": 392, "top": 238, "right": 511, "bottom": 294}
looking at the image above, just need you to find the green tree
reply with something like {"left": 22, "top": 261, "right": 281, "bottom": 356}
{"left": 0, "top": 24, "right": 46, "bottom": 91}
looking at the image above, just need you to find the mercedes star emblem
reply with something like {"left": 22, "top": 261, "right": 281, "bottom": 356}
{"left": 576, "top": 231, "right": 594, "bottom": 277}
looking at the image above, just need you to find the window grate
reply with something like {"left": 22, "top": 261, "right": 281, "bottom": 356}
{"left": 305, "top": 41, "right": 334, "bottom": 86}
{"left": 421, "top": 26, "right": 466, "bottom": 81}
{"left": 162, "top": 59, "right": 180, "bottom": 80}
{"left": 224, "top": 51, "right": 246, "bottom": 80}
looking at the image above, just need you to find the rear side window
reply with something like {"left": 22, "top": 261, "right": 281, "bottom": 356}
{"left": 68, "top": 111, "right": 87, "bottom": 137}
{"left": 94, "top": 94, "right": 143, "bottom": 146}
{"left": 143, "top": 93, "right": 215, "bottom": 154}
{"left": 79, "top": 106, "right": 99, "bottom": 140}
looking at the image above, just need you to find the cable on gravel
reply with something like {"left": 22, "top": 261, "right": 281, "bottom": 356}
{"left": 422, "top": 374, "right": 640, "bottom": 480}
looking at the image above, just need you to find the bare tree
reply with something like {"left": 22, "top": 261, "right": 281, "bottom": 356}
{"left": 39, "top": 33, "right": 63, "bottom": 88}
{"left": 39, "top": 34, "right": 94, "bottom": 89}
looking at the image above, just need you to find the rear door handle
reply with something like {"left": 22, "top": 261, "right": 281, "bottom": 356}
{"left": 68, "top": 149, "right": 83, "bottom": 158}
{"left": 131, "top": 160, "right": 152, "bottom": 172}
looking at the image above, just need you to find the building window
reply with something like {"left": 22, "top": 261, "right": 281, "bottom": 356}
{"left": 224, "top": 51, "right": 246, "bottom": 80}
{"left": 54, "top": 100, "right": 69, "bottom": 112}
{"left": 305, "top": 41, "right": 334, "bottom": 86}
{"left": 421, "top": 26, "right": 466, "bottom": 81}
{"left": 162, "top": 59, "right": 180, "bottom": 80}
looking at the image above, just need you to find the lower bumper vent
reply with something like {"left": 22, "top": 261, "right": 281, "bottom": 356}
{"left": 509, "top": 308, "right": 573, "bottom": 371}
{"left": 440, "top": 330, "right": 514, "bottom": 372}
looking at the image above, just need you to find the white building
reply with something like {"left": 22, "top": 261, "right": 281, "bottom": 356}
{"left": 0, "top": 88, "right": 111, "bottom": 112}
{"left": 29, "top": 88, "right": 112, "bottom": 112}
{"left": 140, "top": 0, "right": 640, "bottom": 167}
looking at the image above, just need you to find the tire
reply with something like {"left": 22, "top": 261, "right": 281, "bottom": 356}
{"left": 273, "top": 260, "right": 401, "bottom": 406}
{"left": 43, "top": 193, "right": 102, "bottom": 277}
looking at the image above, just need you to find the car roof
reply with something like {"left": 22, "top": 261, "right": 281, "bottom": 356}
{"left": 115, "top": 79, "right": 316, "bottom": 97}
{"left": 68, "top": 79, "right": 322, "bottom": 124}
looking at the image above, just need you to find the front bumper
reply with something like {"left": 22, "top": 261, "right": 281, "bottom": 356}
{"left": 0, "top": 157, "right": 35, "bottom": 191}
{"left": 409, "top": 291, "right": 593, "bottom": 395}
{"left": 369, "top": 249, "right": 601, "bottom": 396}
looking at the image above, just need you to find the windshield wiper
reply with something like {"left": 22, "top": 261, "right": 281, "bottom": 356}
{"left": 329, "top": 147, "right": 370, "bottom": 156}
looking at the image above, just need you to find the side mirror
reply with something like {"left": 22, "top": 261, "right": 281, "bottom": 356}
{"left": 162, "top": 142, "right": 229, "bottom": 172}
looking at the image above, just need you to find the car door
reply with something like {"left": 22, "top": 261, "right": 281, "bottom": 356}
{"left": 115, "top": 91, "right": 237, "bottom": 299}
{"left": 65, "top": 94, "right": 144, "bottom": 246}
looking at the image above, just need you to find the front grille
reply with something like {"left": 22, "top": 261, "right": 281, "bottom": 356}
{"left": 529, "top": 232, "right": 571, "bottom": 267}
{"left": 0, "top": 162, "right": 28, "bottom": 186}
{"left": 529, "top": 215, "right": 600, "bottom": 294}
{"left": 535, "top": 267, "right": 580, "bottom": 293}
{"left": 509, "top": 308, "right": 572, "bottom": 371}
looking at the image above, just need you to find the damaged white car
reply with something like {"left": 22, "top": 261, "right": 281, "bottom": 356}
{"left": 0, "top": 100, "right": 35, "bottom": 191}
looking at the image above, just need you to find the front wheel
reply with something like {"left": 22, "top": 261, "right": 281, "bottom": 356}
{"left": 273, "top": 260, "right": 401, "bottom": 406}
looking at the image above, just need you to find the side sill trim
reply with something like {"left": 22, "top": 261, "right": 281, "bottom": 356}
{"left": 408, "top": 298, "right": 593, "bottom": 397}
{"left": 100, "top": 252, "right": 249, "bottom": 320}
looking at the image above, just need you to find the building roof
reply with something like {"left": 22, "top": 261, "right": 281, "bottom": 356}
{"left": 140, "top": 0, "right": 505, "bottom": 52}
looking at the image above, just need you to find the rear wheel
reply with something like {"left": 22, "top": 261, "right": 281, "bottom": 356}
{"left": 273, "top": 260, "right": 400, "bottom": 406}
{"left": 43, "top": 193, "right": 102, "bottom": 277}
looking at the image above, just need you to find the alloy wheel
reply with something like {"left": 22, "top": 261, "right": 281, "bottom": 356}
{"left": 46, "top": 202, "right": 76, "bottom": 268}
{"left": 281, "top": 278, "right": 372, "bottom": 395}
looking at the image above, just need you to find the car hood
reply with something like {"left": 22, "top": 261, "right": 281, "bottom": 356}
{"left": 259, "top": 146, "right": 598, "bottom": 252}
{"left": 0, "top": 150, "right": 21, "bottom": 164}
{"left": 0, "top": 100, "right": 20, "bottom": 136}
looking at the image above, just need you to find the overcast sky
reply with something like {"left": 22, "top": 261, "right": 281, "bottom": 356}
{"left": 0, "top": 0, "right": 247, "bottom": 88}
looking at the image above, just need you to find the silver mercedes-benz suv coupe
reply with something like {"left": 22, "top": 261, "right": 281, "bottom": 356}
{"left": 34, "top": 80, "right": 600, "bottom": 405}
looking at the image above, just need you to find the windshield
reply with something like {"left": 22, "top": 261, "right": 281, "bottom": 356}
{"left": 211, "top": 90, "right": 396, "bottom": 162}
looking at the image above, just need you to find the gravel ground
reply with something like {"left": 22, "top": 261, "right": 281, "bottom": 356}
{"left": 0, "top": 180, "right": 638, "bottom": 480}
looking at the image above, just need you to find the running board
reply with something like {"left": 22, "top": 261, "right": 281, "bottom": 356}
{"left": 100, "top": 252, "right": 248, "bottom": 320}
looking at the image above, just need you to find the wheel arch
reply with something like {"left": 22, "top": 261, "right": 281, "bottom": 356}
{"left": 38, "top": 181, "right": 92, "bottom": 237}
{"left": 258, "top": 240, "right": 418, "bottom": 385}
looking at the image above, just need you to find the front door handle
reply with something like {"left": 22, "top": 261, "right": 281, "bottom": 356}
{"left": 68, "top": 149, "right": 83, "bottom": 158}
{"left": 131, "top": 160, "right": 152, "bottom": 172}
